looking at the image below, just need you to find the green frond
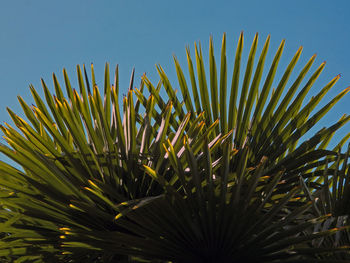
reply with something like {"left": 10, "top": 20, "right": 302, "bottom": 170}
{"left": 0, "top": 33, "right": 349, "bottom": 262}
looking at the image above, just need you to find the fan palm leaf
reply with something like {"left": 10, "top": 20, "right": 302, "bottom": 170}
{"left": 141, "top": 33, "right": 350, "bottom": 163}
{"left": 0, "top": 64, "right": 215, "bottom": 262}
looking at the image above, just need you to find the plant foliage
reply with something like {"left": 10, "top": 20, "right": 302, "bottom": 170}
{"left": 0, "top": 33, "right": 350, "bottom": 262}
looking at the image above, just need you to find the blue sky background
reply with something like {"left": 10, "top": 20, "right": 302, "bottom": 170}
{"left": 1, "top": 0, "right": 350, "bottom": 162}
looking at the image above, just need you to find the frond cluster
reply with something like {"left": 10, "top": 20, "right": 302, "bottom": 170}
{"left": 0, "top": 33, "right": 350, "bottom": 262}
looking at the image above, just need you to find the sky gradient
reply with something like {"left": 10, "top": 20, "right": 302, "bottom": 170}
{"left": 1, "top": 0, "right": 350, "bottom": 161}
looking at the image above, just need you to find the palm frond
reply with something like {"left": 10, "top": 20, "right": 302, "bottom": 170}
{"left": 0, "top": 33, "right": 349, "bottom": 262}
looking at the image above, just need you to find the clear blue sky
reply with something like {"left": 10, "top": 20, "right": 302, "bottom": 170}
{"left": 1, "top": 0, "right": 350, "bottom": 161}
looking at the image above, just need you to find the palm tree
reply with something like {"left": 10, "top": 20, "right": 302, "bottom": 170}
{"left": 0, "top": 33, "right": 349, "bottom": 262}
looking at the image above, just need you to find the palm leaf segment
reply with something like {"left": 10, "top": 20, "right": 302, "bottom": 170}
{"left": 0, "top": 33, "right": 349, "bottom": 262}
